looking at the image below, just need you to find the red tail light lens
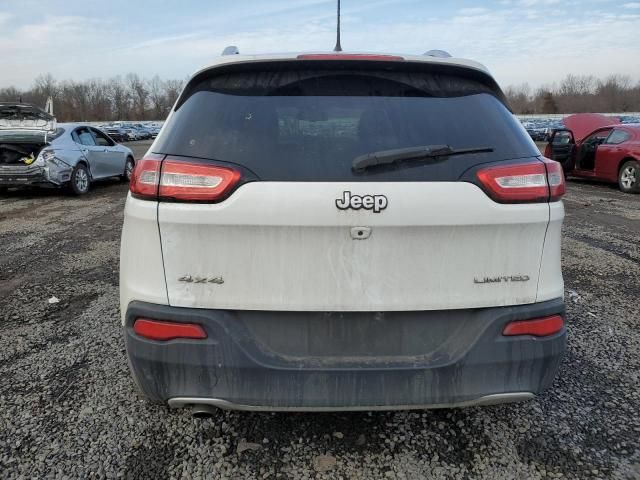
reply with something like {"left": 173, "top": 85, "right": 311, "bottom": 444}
{"left": 130, "top": 155, "right": 162, "bottom": 199}
{"left": 158, "top": 159, "right": 241, "bottom": 202}
{"left": 503, "top": 315, "right": 564, "bottom": 337}
{"left": 130, "top": 156, "right": 242, "bottom": 202}
{"left": 133, "top": 318, "right": 207, "bottom": 341}
{"left": 477, "top": 161, "right": 548, "bottom": 203}
{"left": 476, "top": 160, "right": 565, "bottom": 203}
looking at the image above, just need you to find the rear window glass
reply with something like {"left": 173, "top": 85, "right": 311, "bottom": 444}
{"left": 605, "top": 129, "right": 630, "bottom": 145}
{"left": 553, "top": 131, "right": 573, "bottom": 144}
{"left": 154, "top": 66, "right": 539, "bottom": 181}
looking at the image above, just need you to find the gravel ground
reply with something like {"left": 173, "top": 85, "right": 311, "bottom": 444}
{"left": 0, "top": 141, "right": 639, "bottom": 479}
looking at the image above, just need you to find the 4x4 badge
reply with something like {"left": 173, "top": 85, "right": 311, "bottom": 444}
{"left": 178, "top": 275, "right": 224, "bottom": 284}
{"left": 336, "top": 191, "right": 388, "bottom": 213}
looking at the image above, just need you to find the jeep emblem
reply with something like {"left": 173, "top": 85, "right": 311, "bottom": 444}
{"left": 336, "top": 191, "right": 388, "bottom": 213}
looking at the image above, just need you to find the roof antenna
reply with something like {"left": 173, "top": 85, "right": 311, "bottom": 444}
{"left": 333, "top": 0, "right": 342, "bottom": 52}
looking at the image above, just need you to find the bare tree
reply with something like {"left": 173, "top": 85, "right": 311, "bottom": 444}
{"left": 108, "top": 77, "right": 130, "bottom": 121}
{"left": 0, "top": 86, "right": 23, "bottom": 103}
{"left": 505, "top": 83, "right": 533, "bottom": 113}
{"left": 87, "top": 79, "right": 111, "bottom": 121}
{"left": 127, "top": 73, "right": 148, "bottom": 120}
{"left": 3, "top": 71, "right": 636, "bottom": 120}
{"left": 147, "top": 75, "right": 166, "bottom": 120}
{"left": 597, "top": 75, "right": 633, "bottom": 112}
{"left": 506, "top": 74, "right": 640, "bottom": 114}
{"left": 164, "top": 79, "right": 184, "bottom": 110}
{"left": 31, "top": 73, "right": 58, "bottom": 107}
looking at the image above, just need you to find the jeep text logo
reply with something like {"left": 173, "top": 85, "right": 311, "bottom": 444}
{"left": 336, "top": 191, "right": 388, "bottom": 213}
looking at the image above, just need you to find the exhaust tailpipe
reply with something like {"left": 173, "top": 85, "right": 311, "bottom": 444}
{"left": 191, "top": 404, "right": 217, "bottom": 418}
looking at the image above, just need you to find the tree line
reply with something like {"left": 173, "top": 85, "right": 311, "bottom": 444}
{"left": 504, "top": 74, "right": 640, "bottom": 114}
{"left": 2, "top": 72, "right": 639, "bottom": 121}
{"left": 0, "top": 73, "right": 185, "bottom": 122}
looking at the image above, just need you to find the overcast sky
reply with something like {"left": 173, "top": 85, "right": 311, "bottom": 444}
{"left": 1, "top": 0, "right": 639, "bottom": 89}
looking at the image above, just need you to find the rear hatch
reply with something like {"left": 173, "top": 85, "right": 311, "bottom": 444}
{"left": 0, "top": 103, "right": 56, "bottom": 144}
{"left": 0, "top": 103, "right": 57, "bottom": 173}
{"left": 148, "top": 58, "right": 549, "bottom": 311}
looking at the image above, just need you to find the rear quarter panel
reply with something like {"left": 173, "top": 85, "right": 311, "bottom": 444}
{"left": 120, "top": 194, "right": 169, "bottom": 323}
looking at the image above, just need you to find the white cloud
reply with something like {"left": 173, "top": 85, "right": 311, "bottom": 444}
{"left": 458, "top": 7, "right": 488, "bottom": 15}
{"left": 622, "top": 2, "right": 640, "bottom": 7}
{"left": 516, "top": 0, "right": 561, "bottom": 5}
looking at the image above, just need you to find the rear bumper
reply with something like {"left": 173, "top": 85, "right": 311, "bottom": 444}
{"left": 0, "top": 165, "right": 49, "bottom": 186}
{"left": 124, "top": 299, "right": 566, "bottom": 411}
{"left": 0, "top": 163, "right": 71, "bottom": 187}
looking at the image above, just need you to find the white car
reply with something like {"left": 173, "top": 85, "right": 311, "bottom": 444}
{"left": 122, "top": 129, "right": 139, "bottom": 141}
{"left": 120, "top": 50, "right": 566, "bottom": 414}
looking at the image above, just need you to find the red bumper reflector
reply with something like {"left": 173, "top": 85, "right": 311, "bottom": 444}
{"left": 503, "top": 315, "right": 564, "bottom": 337}
{"left": 133, "top": 318, "right": 207, "bottom": 341}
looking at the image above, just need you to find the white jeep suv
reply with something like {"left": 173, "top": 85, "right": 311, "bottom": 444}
{"left": 120, "top": 51, "right": 566, "bottom": 412}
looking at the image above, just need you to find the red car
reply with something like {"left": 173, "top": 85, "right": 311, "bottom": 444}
{"left": 545, "top": 113, "right": 640, "bottom": 193}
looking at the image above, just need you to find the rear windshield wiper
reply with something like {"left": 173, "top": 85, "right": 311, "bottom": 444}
{"left": 352, "top": 145, "right": 494, "bottom": 171}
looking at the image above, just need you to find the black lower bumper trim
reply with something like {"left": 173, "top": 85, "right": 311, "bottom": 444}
{"left": 124, "top": 299, "right": 566, "bottom": 410}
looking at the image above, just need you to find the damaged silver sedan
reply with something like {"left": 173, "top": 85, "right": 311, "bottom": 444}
{"left": 0, "top": 103, "right": 135, "bottom": 195}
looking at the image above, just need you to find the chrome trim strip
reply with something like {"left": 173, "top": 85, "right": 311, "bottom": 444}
{"left": 168, "top": 392, "right": 535, "bottom": 412}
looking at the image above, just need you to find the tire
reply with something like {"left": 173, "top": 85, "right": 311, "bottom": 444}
{"left": 122, "top": 156, "right": 135, "bottom": 182}
{"left": 69, "top": 163, "right": 90, "bottom": 195}
{"left": 618, "top": 160, "right": 640, "bottom": 194}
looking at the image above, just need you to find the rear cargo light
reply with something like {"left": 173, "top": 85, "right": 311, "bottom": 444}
{"left": 133, "top": 318, "right": 207, "bottom": 341}
{"left": 130, "top": 155, "right": 162, "bottom": 199}
{"left": 297, "top": 54, "right": 404, "bottom": 61}
{"left": 503, "top": 315, "right": 564, "bottom": 337}
{"left": 158, "top": 159, "right": 241, "bottom": 202}
{"left": 476, "top": 160, "right": 565, "bottom": 203}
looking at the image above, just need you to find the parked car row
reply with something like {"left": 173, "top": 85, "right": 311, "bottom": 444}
{"left": 102, "top": 127, "right": 130, "bottom": 142}
{"left": 99, "top": 123, "right": 161, "bottom": 141}
{"left": 521, "top": 119, "right": 563, "bottom": 142}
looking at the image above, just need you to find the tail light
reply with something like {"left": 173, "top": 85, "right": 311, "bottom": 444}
{"left": 476, "top": 159, "right": 565, "bottom": 203}
{"left": 503, "top": 315, "right": 564, "bottom": 337}
{"left": 542, "top": 157, "right": 566, "bottom": 200}
{"left": 130, "top": 155, "right": 162, "bottom": 199}
{"left": 130, "top": 155, "right": 241, "bottom": 202}
{"left": 133, "top": 318, "right": 207, "bottom": 341}
{"left": 159, "top": 159, "right": 241, "bottom": 202}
